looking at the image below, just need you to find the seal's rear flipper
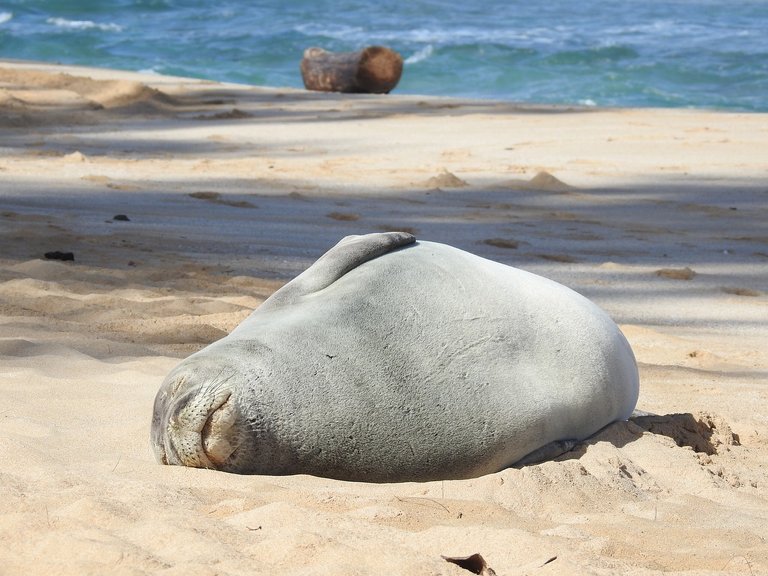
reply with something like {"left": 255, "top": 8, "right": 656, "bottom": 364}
{"left": 260, "top": 232, "right": 415, "bottom": 310}
{"left": 512, "top": 439, "right": 579, "bottom": 467}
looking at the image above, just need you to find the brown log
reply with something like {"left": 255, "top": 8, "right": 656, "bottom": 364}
{"left": 300, "top": 46, "right": 403, "bottom": 94}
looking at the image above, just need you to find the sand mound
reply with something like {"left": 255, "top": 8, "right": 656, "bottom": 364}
{"left": 423, "top": 169, "right": 468, "bottom": 189}
{"left": 84, "top": 79, "right": 176, "bottom": 109}
{"left": 527, "top": 171, "right": 574, "bottom": 191}
{"left": 500, "top": 171, "right": 575, "bottom": 192}
{"left": 0, "top": 67, "right": 178, "bottom": 125}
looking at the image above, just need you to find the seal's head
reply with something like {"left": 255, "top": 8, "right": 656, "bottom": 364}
{"left": 151, "top": 356, "right": 246, "bottom": 472}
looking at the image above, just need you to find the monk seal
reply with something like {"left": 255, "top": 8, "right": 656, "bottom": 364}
{"left": 151, "top": 232, "right": 638, "bottom": 482}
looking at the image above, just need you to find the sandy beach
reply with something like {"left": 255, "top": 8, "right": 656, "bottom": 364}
{"left": 1, "top": 60, "right": 767, "bottom": 575}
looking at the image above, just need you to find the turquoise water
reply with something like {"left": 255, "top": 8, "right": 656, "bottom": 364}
{"left": 1, "top": 1, "right": 767, "bottom": 111}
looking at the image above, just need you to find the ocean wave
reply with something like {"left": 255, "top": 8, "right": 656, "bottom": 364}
{"left": 394, "top": 27, "right": 561, "bottom": 46}
{"left": 293, "top": 22, "right": 365, "bottom": 41}
{"left": 405, "top": 45, "right": 434, "bottom": 65}
{"left": 294, "top": 21, "right": 560, "bottom": 48}
{"left": 0, "top": 12, "right": 12, "bottom": 25}
{"left": 47, "top": 17, "right": 123, "bottom": 33}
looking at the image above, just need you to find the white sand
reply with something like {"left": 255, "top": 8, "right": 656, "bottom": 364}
{"left": 1, "top": 60, "right": 767, "bottom": 575}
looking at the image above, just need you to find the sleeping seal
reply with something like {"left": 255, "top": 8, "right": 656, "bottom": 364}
{"left": 151, "top": 232, "right": 638, "bottom": 482}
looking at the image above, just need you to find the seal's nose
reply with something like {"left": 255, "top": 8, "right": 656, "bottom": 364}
{"left": 162, "top": 387, "right": 234, "bottom": 470}
{"left": 201, "top": 393, "right": 238, "bottom": 467}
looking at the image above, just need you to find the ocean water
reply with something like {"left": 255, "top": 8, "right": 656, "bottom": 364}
{"left": 1, "top": 0, "right": 767, "bottom": 111}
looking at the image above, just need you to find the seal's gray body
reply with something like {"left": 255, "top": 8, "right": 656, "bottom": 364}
{"left": 151, "top": 232, "right": 639, "bottom": 482}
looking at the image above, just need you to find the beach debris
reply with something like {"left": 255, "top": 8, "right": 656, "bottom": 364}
{"left": 655, "top": 267, "right": 696, "bottom": 280}
{"left": 525, "top": 555, "right": 558, "bottom": 569}
{"left": 44, "top": 251, "right": 74, "bottom": 261}
{"left": 424, "top": 169, "right": 469, "bottom": 189}
{"left": 300, "top": 46, "right": 403, "bottom": 94}
{"left": 442, "top": 553, "right": 497, "bottom": 575}
{"left": 112, "top": 214, "right": 130, "bottom": 221}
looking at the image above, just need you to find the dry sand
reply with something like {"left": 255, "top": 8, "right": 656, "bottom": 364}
{"left": 1, "top": 60, "right": 767, "bottom": 575}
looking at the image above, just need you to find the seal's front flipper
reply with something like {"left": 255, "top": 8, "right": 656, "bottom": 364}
{"left": 260, "top": 232, "right": 415, "bottom": 311}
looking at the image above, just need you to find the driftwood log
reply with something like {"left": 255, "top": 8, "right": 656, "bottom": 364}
{"left": 300, "top": 46, "right": 403, "bottom": 94}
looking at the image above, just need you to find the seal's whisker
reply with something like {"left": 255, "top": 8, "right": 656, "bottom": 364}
{"left": 197, "top": 368, "right": 238, "bottom": 403}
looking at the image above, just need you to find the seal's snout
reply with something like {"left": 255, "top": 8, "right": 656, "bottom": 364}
{"left": 152, "top": 370, "right": 241, "bottom": 471}
{"left": 169, "top": 388, "right": 237, "bottom": 470}
{"left": 200, "top": 393, "right": 239, "bottom": 467}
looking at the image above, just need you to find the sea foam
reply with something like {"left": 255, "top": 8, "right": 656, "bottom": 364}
{"left": 47, "top": 17, "right": 123, "bottom": 33}
{"left": 405, "top": 45, "right": 434, "bottom": 65}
